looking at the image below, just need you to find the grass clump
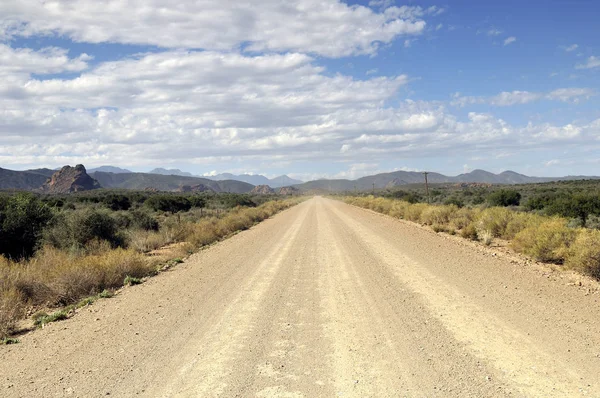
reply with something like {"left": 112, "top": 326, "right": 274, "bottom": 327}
{"left": 1, "top": 337, "right": 20, "bottom": 345}
{"left": 123, "top": 275, "right": 142, "bottom": 286}
{"left": 0, "top": 286, "right": 24, "bottom": 339}
{"left": 33, "top": 309, "right": 69, "bottom": 327}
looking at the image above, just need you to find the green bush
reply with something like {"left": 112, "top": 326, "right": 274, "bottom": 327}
{"left": 545, "top": 194, "right": 600, "bottom": 227}
{"left": 130, "top": 210, "right": 160, "bottom": 231}
{"left": 0, "top": 193, "right": 53, "bottom": 259}
{"left": 444, "top": 197, "right": 464, "bottom": 208}
{"left": 103, "top": 194, "right": 131, "bottom": 211}
{"left": 487, "top": 189, "right": 521, "bottom": 207}
{"left": 44, "top": 209, "right": 126, "bottom": 251}
{"left": 145, "top": 195, "right": 191, "bottom": 213}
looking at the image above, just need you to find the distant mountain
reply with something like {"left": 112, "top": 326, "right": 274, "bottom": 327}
{"left": 148, "top": 168, "right": 194, "bottom": 177}
{"left": 294, "top": 169, "right": 600, "bottom": 192}
{"left": 204, "top": 173, "right": 270, "bottom": 186}
{"left": 91, "top": 171, "right": 253, "bottom": 193}
{"left": 204, "top": 173, "right": 302, "bottom": 188}
{"left": 270, "top": 175, "right": 303, "bottom": 187}
{"left": 25, "top": 168, "right": 57, "bottom": 178}
{"left": 0, "top": 168, "right": 49, "bottom": 190}
{"left": 88, "top": 166, "right": 132, "bottom": 174}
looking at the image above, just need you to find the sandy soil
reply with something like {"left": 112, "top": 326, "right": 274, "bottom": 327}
{"left": 1, "top": 197, "right": 599, "bottom": 397}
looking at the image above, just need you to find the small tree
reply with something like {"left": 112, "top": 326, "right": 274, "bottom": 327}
{"left": 0, "top": 194, "right": 53, "bottom": 259}
{"left": 487, "top": 189, "right": 521, "bottom": 207}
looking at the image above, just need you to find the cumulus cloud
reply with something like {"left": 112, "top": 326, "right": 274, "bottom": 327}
{"left": 576, "top": 56, "right": 600, "bottom": 70}
{"left": 0, "top": 44, "right": 90, "bottom": 77}
{"left": 503, "top": 36, "right": 517, "bottom": 46}
{"left": 0, "top": 0, "right": 430, "bottom": 57}
{"left": 451, "top": 88, "right": 595, "bottom": 107}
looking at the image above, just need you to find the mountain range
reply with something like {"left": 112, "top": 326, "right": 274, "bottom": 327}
{"left": 147, "top": 169, "right": 302, "bottom": 188}
{"left": 293, "top": 169, "right": 600, "bottom": 191}
{"left": 2, "top": 166, "right": 599, "bottom": 193}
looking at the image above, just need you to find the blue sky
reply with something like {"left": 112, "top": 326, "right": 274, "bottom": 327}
{"left": 0, "top": 0, "right": 599, "bottom": 180}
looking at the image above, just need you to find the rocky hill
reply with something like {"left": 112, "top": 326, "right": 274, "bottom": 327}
{"left": 251, "top": 185, "right": 275, "bottom": 195}
{"left": 42, "top": 165, "right": 101, "bottom": 194}
{"left": 278, "top": 186, "right": 300, "bottom": 195}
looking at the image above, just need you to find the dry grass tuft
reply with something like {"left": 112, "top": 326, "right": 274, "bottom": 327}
{"left": 511, "top": 218, "right": 576, "bottom": 263}
{"left": 566, "top": 229, "right": 600, "bottom": 278}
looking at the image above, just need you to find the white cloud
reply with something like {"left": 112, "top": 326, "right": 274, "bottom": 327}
{"left": 451, "top": 88, "right": 595, "bottom": 107}
{"left": 435, "top": 23, "right": 443, "bottom": 31}
{"left": 490, "top": 91, "right": 540, "bottom": 106}
{"left": 503, "top": 36, "right": 517, "bottom": 46}
{"left": 366, "top": 68, "right": 379, "bottom": 75}
{"left": 487, "top": 28, "right": 503, "bottom": 36}
{"left": 562, "top": 44, "right": 578, "bottom": 52}
{"left": 576, "top": 56, "right": 600, "bottom": 70}
{"left": 0, "top": 0, "right": 429, "bottom": 58}
{"left": 0, "top": 44, "right": 90, "bottom": 77}
{"left": 546, "top": 88, "right": 596, "bottom": 103}
{"left": 369, "top": 0, "right": 395, "bottom": 8}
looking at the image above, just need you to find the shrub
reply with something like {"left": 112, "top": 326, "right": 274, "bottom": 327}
{"left": 449, "top": 208, "right": 479, "bottom": 230}
{"left": 189, "top": 196, "right": 207, "bottom": 209}
{"left": 103, "top": 194, "right": 131, "bottom": 211}
{"left": 460, "top": 223, "right": 478, "bottom": 240}
{"left": 545, "top": 194, "right": 600, "bottom": 227}
{"left": 487, "top": 189, "right": 521, "bottom": 207}
{"left": 444, "top": 197, "right": 465, "bottom": 208}
{"left": 0, "top": 287, "right": 24, "bottom": 338}
{"left": 221, "top": 194, "right": 256, "bottom": 209}
{"left": 145, "top": 195, "right": 191, "bottom": 213}
{"left": 404, "top": 203, "right": 429, "bottom": 222}
{"left": 504, "top": 212, "right": 545, "bottom": 240}
{"left": 388, "top": 201, "right": 410, "bottom": 219}
{"left": 44, "top": 209, "right": 126, "bottom": 251}
{"left": 130, "top": 210, "right": 159, "bottom": 231}
{"left": 487, "top": 189, "right": 522, "bottom": 207}
{"left": 477, "top": 207, "right": 515, "bottom": 238}
{"left": 512, "top": 219, "right": 576, "bottom": 263}
{"left": 0, "top": 193, "right": 53, "bottom": 259}
{"left": 420, "top": 205, "right": 458, "bottom": 226}
{"left": 566, "top": 229, "right": 600, "bottom": 279}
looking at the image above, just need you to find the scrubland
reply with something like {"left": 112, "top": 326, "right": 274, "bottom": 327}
{"left": 0, "top": 191, "right": 302, "bottom": 338}
{"left": 343, "top": 195, "right": 600, "bottom": 280}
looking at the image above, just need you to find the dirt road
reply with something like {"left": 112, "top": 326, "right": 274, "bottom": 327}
{"left": 2, "top": 197, "right": 600, "bottom": 397}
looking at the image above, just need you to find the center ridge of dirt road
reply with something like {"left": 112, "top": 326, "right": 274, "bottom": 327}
{"left": 2, "top": 197, "right": 599, "bottom": 397}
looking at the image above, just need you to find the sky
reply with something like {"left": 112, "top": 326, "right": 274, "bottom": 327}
{"left": 0, "top": 0, "right": 599, "bottom": 181}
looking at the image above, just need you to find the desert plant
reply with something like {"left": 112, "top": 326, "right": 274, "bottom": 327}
{"left": 487, "top": 189, "right": 521, "bottom": 207}
{"left": 44, "top": 209, "right": 126, "bottom": 251}
{"left": 477, "top": 207, "right": 515, "bottom": 238}
{"left": 566, "top": 229, "right": 600, "bottom": 278}
{"left": 0, "top": 287, "right": 24, "bottom": 338}
{"left": 512, "top": 219, "right": 576, "bottom": 263}
{"left": 0, "top": 193, "right": 53, "bottom": 259}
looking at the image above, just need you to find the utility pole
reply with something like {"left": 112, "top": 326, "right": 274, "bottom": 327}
{"left": 422, "top": 172, "right": 430, "bottom": 203}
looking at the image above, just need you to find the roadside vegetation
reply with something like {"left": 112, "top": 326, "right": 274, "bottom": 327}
{"left": 0, "top": 190, "right": 303, "bottom": 338}
{"left": 340, "top": 179, "right": 600, "bottom": 281}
